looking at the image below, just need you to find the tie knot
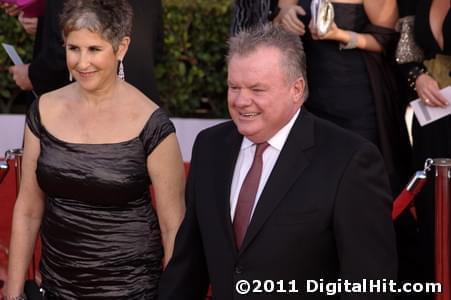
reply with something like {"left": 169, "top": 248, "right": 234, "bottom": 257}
{"left": 255, "top": 142, "right": 269, "bottom": 158}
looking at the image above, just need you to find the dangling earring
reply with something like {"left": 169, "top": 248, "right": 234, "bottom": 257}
{"left": 69, "top": 72, "right": 73, "bottom": 82}
{"left": 118, "top": 60, "right": 125, "bottom": 81}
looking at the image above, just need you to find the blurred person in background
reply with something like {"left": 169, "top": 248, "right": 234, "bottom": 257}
{"left": 275, "top": 0, "right": 411, "bottom": 196}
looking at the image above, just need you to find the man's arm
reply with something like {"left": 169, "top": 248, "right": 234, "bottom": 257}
{"left": 334, "top": 142, "right": 397, "bottom": 299}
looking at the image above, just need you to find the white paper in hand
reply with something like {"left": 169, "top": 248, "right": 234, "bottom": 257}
{"left": 2, "top": 43, "right": 24, "bottom": 65}
{"left": 410, "top": 86, "right": 451, "bottom": 126}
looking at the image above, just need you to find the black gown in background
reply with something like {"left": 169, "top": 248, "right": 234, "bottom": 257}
{"left": 26, "top": 99, "right": 175, "bottom": 299}
{"left": 301, "top": 3, "right": 378, "bottom": 143}
{"left": 298, "top": 0, "right": 411, "bottom": 194}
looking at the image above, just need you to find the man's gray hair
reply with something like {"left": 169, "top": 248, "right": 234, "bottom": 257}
{"left": 227, "top": 23, "right": 308, "bottom": 99}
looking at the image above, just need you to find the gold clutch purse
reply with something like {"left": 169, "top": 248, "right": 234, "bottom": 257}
{"left": 310, "top": 0, "right": 334, "bottom": 36}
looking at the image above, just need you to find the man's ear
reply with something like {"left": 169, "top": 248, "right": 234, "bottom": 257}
{"left": 116, "top": 36, "right": 131, "bottom": 61}
{"left": 291, "top": 77, "right": 306, "bottom": 105}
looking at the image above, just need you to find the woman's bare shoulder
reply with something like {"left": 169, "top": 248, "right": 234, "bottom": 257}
{"left": 38, "top": 84, "right": 76, "bottom": 122}
{"left": 121, "top": 82, "right": 159, "bottom": 117}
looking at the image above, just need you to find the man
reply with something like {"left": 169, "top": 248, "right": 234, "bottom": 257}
{"left": 158, "top": 24, "right": 397, "bottom": 299}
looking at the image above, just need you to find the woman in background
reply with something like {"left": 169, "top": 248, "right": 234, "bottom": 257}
{"left": 275, "top": 0, "right": 411, "bottom": 195}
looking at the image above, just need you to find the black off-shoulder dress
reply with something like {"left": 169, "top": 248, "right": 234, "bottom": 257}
{"left": 26, "top": 99, "right": 175, "bottom": 299}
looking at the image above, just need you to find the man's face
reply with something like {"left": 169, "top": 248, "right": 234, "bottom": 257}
{"left": 227, "top": 46, "right": 305, "bottom": 143}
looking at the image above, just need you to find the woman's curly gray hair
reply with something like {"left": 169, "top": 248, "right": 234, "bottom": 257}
{"left": 60, "top": 0, "right": 133, "bottom": 51}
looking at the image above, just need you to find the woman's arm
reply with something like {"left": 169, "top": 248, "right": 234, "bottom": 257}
{"left": 364, "top": 0, "right": 398, "bottom": 29}
{"left": 5, "top": 126, "right": 45, "bottom": 298}
{"left": 147, "top": 133, "right": 185, "bottom": 268}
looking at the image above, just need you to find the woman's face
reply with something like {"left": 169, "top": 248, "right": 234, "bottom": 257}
{"left": 65, "top": 28, "right": 126, "bottom": 92}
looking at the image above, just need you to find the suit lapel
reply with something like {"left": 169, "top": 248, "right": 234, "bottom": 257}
{"left": 239, "top": 110, "right": 316, "bottom": 253}
{"left": 213, "top": 123, "right": 242, "bottom": 254}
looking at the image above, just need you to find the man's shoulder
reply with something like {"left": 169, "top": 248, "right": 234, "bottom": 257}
{"left": 304, "top": 110, "right": 380, "bottom": 156}
{"left": 196, "top": 120, "right": 237, "bottom": 141}
{"left": 309, "top": 111, "right": 368, "bottom": 141}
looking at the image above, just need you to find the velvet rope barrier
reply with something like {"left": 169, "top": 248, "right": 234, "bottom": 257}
{"left": 392, "top": 159, "right": 433, "bottom": 220}
{"left": 433, "top": 158, "right": 451, "bottom": 300}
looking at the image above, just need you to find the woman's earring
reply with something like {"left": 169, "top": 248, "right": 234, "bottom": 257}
{"left": 69, "top": 72, "right": 73, "bottom": 82}
{"left": 118, "top": 60, "right": 125, "bottom": 81}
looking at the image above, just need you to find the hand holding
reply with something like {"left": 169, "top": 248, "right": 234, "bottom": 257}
{"left": 415, "top": 73, "right": 448, "bottom": 107}
{"left": 309, "top": 21, "right": 340, "bottom": 40}
{"left": 274, "top": 4, "right": 307, "bottom": 36}
{"left": 9, "top": 64, "right": 33, "bottom": 91}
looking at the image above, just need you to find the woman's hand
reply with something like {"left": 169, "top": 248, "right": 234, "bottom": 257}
{"left": 274, "top": 4, "right": 307, "bottom": 36}
{"left": 309, "top": 21, "right": 342, "bottom": 41}
{"left": 18, "top": 12, "right": 38, "bottom": 35}
{"left": 415, "top": 74, "right": 449, "bottom": 107}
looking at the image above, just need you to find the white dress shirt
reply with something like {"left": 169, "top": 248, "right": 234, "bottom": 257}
{"left": 230, "top": 109, "right": 301, "bottom": 221}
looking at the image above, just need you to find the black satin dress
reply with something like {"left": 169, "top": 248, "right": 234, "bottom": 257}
{"left": 26, "top": 99, "right": 175, "bottom": 299}
{"left": 299, "top": 2, "right": 378, "bottom": 144}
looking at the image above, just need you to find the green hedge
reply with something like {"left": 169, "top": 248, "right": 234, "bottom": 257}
{"left": 156, "top": 0, "right": 232, "bottom": 118}
{"left": 0, "top": 0, "right": 232, "bottom": 117}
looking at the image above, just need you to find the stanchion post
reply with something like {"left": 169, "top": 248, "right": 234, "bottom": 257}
{"left": 433, "top": 158, "right": 451, "bottom": 300}
{"left": 6, "top": 149, "right": 23, "bottom": 195}
{"left": 3, "top": 149, "right": 35, "bottom": 281}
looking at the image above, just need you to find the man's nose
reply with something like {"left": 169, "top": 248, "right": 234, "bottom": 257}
{"left": 234, "top": 90, "right": 252, "bottom": 107}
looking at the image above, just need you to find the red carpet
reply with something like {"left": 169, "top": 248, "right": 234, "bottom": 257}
{"left": 0, "top": 160, "right": 18, "bottom": 255}
{"left": 0, "top": 160, "right": 18, "bottom": 296}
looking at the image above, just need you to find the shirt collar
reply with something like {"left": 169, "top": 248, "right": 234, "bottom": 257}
{"left": 241, "top": 108, "right": 301, "bottom": 151}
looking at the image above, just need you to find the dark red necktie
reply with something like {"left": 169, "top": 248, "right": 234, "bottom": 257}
{"left": 233, "top": 142, "right": 269, "bottom": 249}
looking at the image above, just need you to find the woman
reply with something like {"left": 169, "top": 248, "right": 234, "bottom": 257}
{"left": 4, "top": 0, "right": 185, "bottom": 299}
{"left": 275, "top": 0, "right": 412, "bottom": 195}
{"left": 397, "top": 0, "right": 450, "bottom": 293}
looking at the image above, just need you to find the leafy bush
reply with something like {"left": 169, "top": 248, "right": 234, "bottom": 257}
{"left": 0, "top": 0, "right": 232, "bottom": 117}
{"left": 156, "top": 0, "right": 232, "bottom": 118}
{"left": 0, "top": 12, "right": 34, "bottom": 113}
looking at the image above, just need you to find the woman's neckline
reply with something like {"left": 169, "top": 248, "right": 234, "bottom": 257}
{"left": 36, "top": 98, "right": 161, "bottom": 146}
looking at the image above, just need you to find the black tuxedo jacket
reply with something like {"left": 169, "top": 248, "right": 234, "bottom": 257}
{"left": 159, "top": 109, "right": 397, "bottom": 300}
